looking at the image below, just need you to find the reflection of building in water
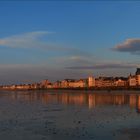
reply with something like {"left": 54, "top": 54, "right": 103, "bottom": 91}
{"left": 41, "top": 94, "right": 59, "bottom": 104}
{"left": 60, "top": 93, "right": 69, "bottom": 104}
{"left": 129, "top": 95, "right": 137, "bottom": 108}
{"left": 5, "top": 91, "right": 140, "bottom": 114}
{"left": 88, "top": 94, "right": 130, "bottom": 106}
{"left": 68, "top": 94, "right": 87, "bottom": 105}
{"left": 10, "top": 91, "right": 41, "bottom": 103}
{"left": 88, "top": 94, "right": 96, "bottom": 109}
{"left": 114, "top": 95, "right": 125, "bottom": 105}
{"left": 136, "top": 95, "right": 140, "bottom": 113}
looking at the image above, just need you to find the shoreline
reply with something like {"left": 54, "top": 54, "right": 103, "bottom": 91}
{"left": 0, "top": 87, "right": 140, "bottom": 93}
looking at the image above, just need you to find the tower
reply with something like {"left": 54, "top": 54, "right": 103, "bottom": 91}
{"left": 136, "top": 68, "right": 140, "bottom": 86}
{"left": 88, "top": 76, "right": 95, "bottom": 87}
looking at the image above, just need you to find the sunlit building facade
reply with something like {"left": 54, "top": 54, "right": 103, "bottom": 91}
{"left": 129, "top": 75, "right": 136, "bottom": 86}
{"left": 88, "top": 76, "right": 95, "bottom": 87}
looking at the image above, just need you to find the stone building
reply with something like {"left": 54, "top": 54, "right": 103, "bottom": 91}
{"left": 136, "top": 68, "right": 140, "bottom": 86}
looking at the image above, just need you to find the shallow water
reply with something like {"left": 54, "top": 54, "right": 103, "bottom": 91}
{"left": 0, "top": 90, "right": 140, "bottom": 140}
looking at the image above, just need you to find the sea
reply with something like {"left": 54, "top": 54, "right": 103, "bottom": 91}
{"left": 0, "top": 90, "right": 140, "bottom": 140}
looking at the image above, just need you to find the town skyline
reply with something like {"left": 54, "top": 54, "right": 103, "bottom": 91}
{"left": 1, "top": 68, "right": 140, "bottom": 90}
{"left": 0, "top": 1, "right": 140, "bottom": 84}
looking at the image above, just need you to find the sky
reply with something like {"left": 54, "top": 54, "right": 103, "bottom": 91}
{"left": 0, "top": 1, "right": 140, "bottom": 84}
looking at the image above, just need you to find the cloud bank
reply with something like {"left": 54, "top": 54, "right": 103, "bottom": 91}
{"left": 0, "top": 64, "right": 86, "bottom": 85}
{"left": 112, "top": 39, "right": 140, "bottom": 54}
{"left": 66, "top": 62, "right": 138, "bottom": 70}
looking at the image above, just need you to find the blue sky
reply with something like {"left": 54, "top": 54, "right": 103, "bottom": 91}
{"left": 0, "top": 1, "right": 140, "bottom": 84}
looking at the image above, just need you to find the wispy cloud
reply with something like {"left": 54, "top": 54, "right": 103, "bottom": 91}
{"left": 0, "top": 31, "right": 91, "bottom": 56}
{"left": 53, "top": 55, "right": 95, "bottom": 66}
{"left": 112, "top": 38, "right": 140, "bottom": 55}
{"left": 0, "top": 31, "right": 53, "bottom": 48}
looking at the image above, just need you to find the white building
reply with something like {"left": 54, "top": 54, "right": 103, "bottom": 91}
{"left": 69, "top": 79, "right": 87, "bottom": 88}
{"left": 60, "top": 79, "right": 87, "bottom": 88}
{"left": 88, "top": 76, "right": 95, "bottom": 87}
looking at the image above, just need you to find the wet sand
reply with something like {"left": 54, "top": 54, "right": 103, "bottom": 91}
{"left": 0, "top": 90, "right": 140, "bottom": 140}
